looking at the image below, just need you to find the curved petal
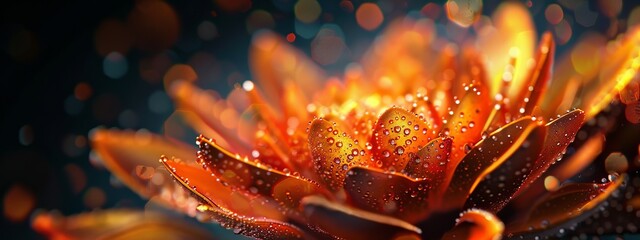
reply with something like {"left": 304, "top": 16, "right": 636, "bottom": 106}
{"left": 195, "top": 205, "right": 306, "bottom": 240}
{"left": 32, "top": 210, "right": 214, "bottom": 240}
{"left": 509, "top": 133, "right": 604, "bottom": 213}
{"left": 443, "top": 82, "right": 492, "bottom": 174}
{"left": 409, "top": 93, "right": 442, "bottom": 133}
{"left": 513, "top": 109, "right": 585, "bottom": 198}
{"left": 90, "top": 129, "right": 195, "bottom": 198}
{"left": 344, "top": 167, "right": 431, "bottom": 223}
{"left": 477, "top": 1, "right": 535, "bottom": 98}
{"left": 513, "top": 31, "right": 555, "bottom": 117}
{"left": 441, "top": 116, "right": 541, "bottom": 209}
{"left": 168, "top": 81, "right": 251, "bottom": 153}
{"left": 371, "top": 107, "right": 437, "bottom": 171}
{"left": 507, "top": 174, "right": 626, "bottom": 237}
{"left": 403, "top": 137, "right": 452, "bottom": 187}
{"left": 361, "top": 18, "right": 437, "bottom": 97}
{"left": 308, "top": 118, "right": 369, "bottom": 191}
{"left": 196, "top": 135, "right": 329, "bottom": 212}
{"left": 249, "top": 31, "right": 324, "bottom": 107}
{"left": 160, "top": 157, "right": 285, "bottom": 221}
{"left": 302, "top": 196, "right": 422, "bottom": 240}
{"left": 464, "top": 125, "right": 547, "bottom": 212}
{"left": 442, "top": 209, "right": 504, "bottom": 240}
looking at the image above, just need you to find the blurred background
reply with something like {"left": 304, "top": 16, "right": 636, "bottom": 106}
{"left": 2, "top": 0, "right": 639, "bottom": 238}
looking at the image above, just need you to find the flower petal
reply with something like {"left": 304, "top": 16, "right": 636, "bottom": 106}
{"left": 442, "top": 209, "right": 504, "bottom": 240}
{"left": 513, "top": 109, "right": 585, "bottom": 198}
{"left": 464, "top": 125, "right": 547, "bottom": 212}
{"left": 249, "top": 31, "right": 324, "bottom": 107}
{"left": 409, "top": 93, "right": 442, "bottom": 132}
{"left": 477, "top": 1, "right": 535, "bottom": 98}
{"left": 90, "top": 129, "right": 195, "bottom": 198}
{"left": 196, "top": 205, "right": 306, "bottom": 240}
{"left": 32, "top": 210, "right": 214, "bottom": 240}
{"left": 361, "top": 18, "right": 436, "bottom": 97}
{"left": 344, "top": 167, "right": 432, "bottom": 223}
{"left": 441, "top": 116, "right": 540, "bottom": 209}
{"left": 308, "top": 118, "right": 369, "bottom": 191}
{"left": 160, "top": 157, "right": 285, "bottom": 220}
{"left": 168, "top": 81, "right": 251, "bottom": 153}
{"left": 509, "top": 132, "right": 604, "bottom": 214}
{"left": 196, "top": 135, "right": 329, "bottom": 212}
{"left": 507, "top": 174, "right": 626, "bottom": 237}
{"left": 443, "top": 82, "right": 492, "bottom": 173}
{"left": 403, "top": 137, "right": 452, "bottom": 184}
{"left": 302, "top": 196, "right": 422, "bottom": 239}
{"left": 371, "top": 107, "right": 437, "bottom": 171}
{"left": 513, "top": 31, "right": 555, "bottom": 117}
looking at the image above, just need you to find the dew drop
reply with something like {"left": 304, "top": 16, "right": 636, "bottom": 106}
{"left": 395, "top": 146, "right": 405, "bottom": 155}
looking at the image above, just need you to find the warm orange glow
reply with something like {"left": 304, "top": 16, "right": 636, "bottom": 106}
{"left": 76, "top": 2, "right": 640, "bottom": 239}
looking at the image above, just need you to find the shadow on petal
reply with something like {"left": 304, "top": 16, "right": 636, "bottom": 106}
{"left": 507, "top": 174, "right": 626, "bottom": 238}
{"left": 344, "top": 167, "right": 431, "bottom": 223}
{"left": 302, "top": 196, "right": 422, "bottom": 240}
{"left": 465, "top": 125, "right": 547, "bottom": 212}
{"left": 196, "top": 135, "right": 330, "bottom": 212}
{"left": 442, "top": 116, "right": 540, "bottom": 209}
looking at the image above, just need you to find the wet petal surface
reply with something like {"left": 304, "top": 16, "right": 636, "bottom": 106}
{"left": 508, "top": 174, "right": 626, "bottom": 237}
{"left": 196, "top": 135, "right": 328, "bottom": 212}
{"left": 302, "top": 196, "right": 422, "bottom": 240}
{"left": 465, "top": 125, "right": 546, "bottom": 212}
{"left": 513, "top": 109, "right": 585, "bottom": 198}
{"left": 444, "top": 82, "right": 492, "bottom": 172}
{"left": 442, "top": 117, "right": 540, "bottom": 209}
{"left": 308, "top": 118, "right": 368, "bottom": 191}
{"left": 161, "top": 157, "right": 285, "bottom": 220}
{"left": 403, "top": 137, "right": 452, "bottom": 185}
{"left": 371, "top": 107, "right": 436, "bottom": 171}
{"left": 344, "top": 167, "right": 431, "bottom": 222}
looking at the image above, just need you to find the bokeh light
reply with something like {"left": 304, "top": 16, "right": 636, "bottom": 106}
{"left": 295, "top": 0, "right": 321, "bottom": 24}
{"left": 356, "top": 3, "right": 384, "bottom": 31}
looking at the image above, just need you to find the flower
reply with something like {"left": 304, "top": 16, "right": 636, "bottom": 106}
{"left": 34, "top": 2, "right": 640, "bottom": 239}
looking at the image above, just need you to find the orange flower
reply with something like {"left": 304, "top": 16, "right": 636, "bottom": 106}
{"left": 35, "top": 3, "right": 640, "bottom": 239}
